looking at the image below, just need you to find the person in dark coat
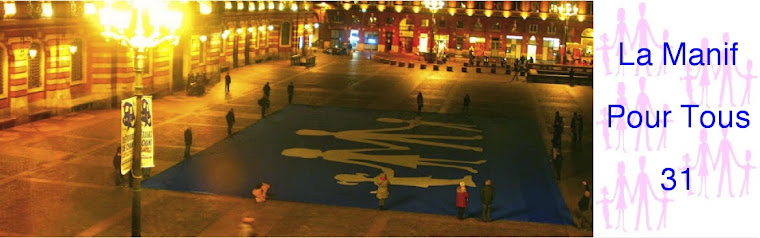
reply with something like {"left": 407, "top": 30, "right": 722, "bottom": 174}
{"left": 577, "top": 180, "right": 592, "bottom": 230}
{"left": 258, "top": 97, "right": 269, "bottom": 118}
{"left": 455, "top": 181, "right": 469, "bottom": 220}
{"left": 287, "top": 82, "right": 294, "bottom": 104}
{"left": 375, "top": 173, "right": 389, "bottom": 210}
{"left": 263, "top": 82, "right": 271, "bottom": 99}
{"left": 571, "top": 112, "right": 578, "bottom": 143}
{"left": 553, "top": 151, "right": 564, "bottom": 180}
{"left": 113, "top": 147, "right": 124, "bottom": 187}
{"left": 511, "top": 63, "right": 521, "bottom": 82}
{"left": 480, "top": 179, "right": 494, "bottom": 222}
{"left": 226, "top": 108, "right": 236, "bottom": 137}
{"left": 184, "top": 126, "right": 193, "bottom": 158}
{"left": 225, "top": 72, "right": 231, "bottom": 93}
{"left": 416, "top": 92, "right": 424, "bottom": 115}
{"left": 463, "top": 94, "right": 471, "bottom": 113}
{"left": 577, "top": 113, "right": 584, "bottom": 143}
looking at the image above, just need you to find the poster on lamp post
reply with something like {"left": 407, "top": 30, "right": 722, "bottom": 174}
{"left": 120, "top": 97, "right": 136, "bottom": 175}
{"left": 120, "top": 96, "right": 155, "bottom": 175}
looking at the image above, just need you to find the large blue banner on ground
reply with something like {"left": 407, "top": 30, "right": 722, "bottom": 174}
{"left": 143, "top": 105, "right": 573, "bottom": 225}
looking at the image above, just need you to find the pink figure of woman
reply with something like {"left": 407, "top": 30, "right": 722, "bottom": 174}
{"left": 681, "top": 65, "right": 696, "bottom": 104}
{"left": 613, "top": 8, "right": 632, "bottom": 76}
{"left": 654, "top": 30, "right": 670, "bottom": 76}
{"left": 714, "top": 33, "right": 736, "bottom": 108}
{"left": 615, "top": 82, "right": 628, "bottom": 153}
{"left": 611, "top": 161, "right": 632, "bottom": 231}
{"left": 631, "top": 156, "right": 657, "bottom": 231}
{"left": 597, "top": 108, "right": 612, "bottom": 150}
{"left": 634, "top": 77, "right": 653, "bottom": 152}
{"left": 597, "top": 33, "right": 614, "bottom": 76}
{"left": 735, "top": 59, "right": 757, "bottom": 106}
{"left": 656, "top": 104, "right": 674, "bottom": 150}
{"left": 655, "top": 190, "right": 673, "bottom": 230}
{"left": 693, "top": 128, "right": 714, "bottom": 199}
{"left": 631, "top": 2, "right": 657, "bottom": 77}
{"left": 693, "top": 38, "right": 715, "bottom": 108}
{"left": 714, "top": 128, "right": 740, "bottom": 198}
{"left": 680, "top": 153, "right": 695, "bottom": 196}
{"left": 597, "top": 186, "right": 614, "bottom": 229}
{"left": 738, "top": 150, "right": 755, "bottom": 197}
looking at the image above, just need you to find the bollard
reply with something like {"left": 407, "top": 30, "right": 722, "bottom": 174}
{"left": 420, "top": 64, "right": 427, "bottom": 70}
{"left": 408, "top": 63, "right": 415, "bottom": 68}
{"left": 447, "top": 66, "right": 453, "bottom": 71}
{"left": 476, "top": 68, "right": 482, "bottom": 73}
{"left": 433, "top": 65, "right": 439, "bottom": 71}
{"left": 462, "top": 67, "right": 468, "bottom": 72}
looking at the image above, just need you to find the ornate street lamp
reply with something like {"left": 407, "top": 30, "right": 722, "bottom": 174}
{"left": 98, "top": 0, "right": 182, "bottom": 236}
{"left": 424, "top": 0, "right": 444, "bottom": 63}
{"left": 553, "top": 3, "right": 578, "bottom": 65}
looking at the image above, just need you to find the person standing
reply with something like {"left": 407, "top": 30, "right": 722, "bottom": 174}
{"left": 577, "top": 181, "right": 592, "bottom": 230}
{"left": 226, "top": 108, "right": 236, "bottom": 137}
{"left": 571, "top": 112, "right": 579, "bottom": 143}
{"left": 416, "top": 92, "right": 424, "bottom": 115}
{"left": 553, "top": 151, "right": 564, "bottom": 180}
{"left": 225, "top": 72, "right": 231, "bottom": 94}
{"left": 375, "top": 173, "right": 389, "bottom": 210}
{"left": 480, "top": 179, "right": 494, "bottom": 222}
{"left": 184, "top": 126, "right": 193, "bottom": 159}
{"left": 456, "top": 181, "right": 469, "bottom": 220}
{"left": 287, "top": 82, "right": 294, "bottom": 104}
{"left": 463, "top": 94, "right": 471, "bottom": 113}
{"left": 263, "top": 82, "right": 271, "bottom": 99}
{"left": 258, "top": 96, "right": 269, "bottom": 118}
{"left": 237, "top": 217, "right": 255, "bottom": 237}
{"left": 577, "top": 113, "right": 584, "bottom": 143}
{"left": 512, "top": 63, "right": 521, "bottom": 82}
{"left": 113, "top": 147, "right": 124, "bottom": 187}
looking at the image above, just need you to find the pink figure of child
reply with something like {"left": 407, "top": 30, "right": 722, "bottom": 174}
{"left": 694, "top": 128, "right": 714, "bottom": 199}
{"left": 693, "top": 38, "right": 716, "bottom": 109}
{"left": 680, "top": 153, "right": 695, "bottom": 196}
{"left": 596, "top": 186, "right": 614, "bottom": 229}
{"left": 681, "top": 65, "right": 697, "bottom": 105}
{"left": 597, "top": 33, "right": 614, "bottom": 76}
{"left": 615, "top": 82, "right": 628, "bottom": 153}
{"left": 655, "top": 190, "right": 673, "bottom": 230}
{"left": 612, "top": 161, "right": 632, "bottom": 231}
{"left": 596, "top": 108, "right": 612, "bottom": 150}
{"left": 714, "top": 128, "right": 740, "bottom": 198}
{"left": 739, "top": 150, "right": 756, "bottom": 197}
{"left": 613, "top": 8, "right": 632, "bottom": 76}
{"left": 735, "top": 60, "right": 757, "bottom": 106}
{"left": 656, "top": 104, "right": 674, "bottom": 151}
{"left": 630, "top": 2, "right": 657, "bottom": 77}
{"left": 654, "top": 30, "right": 669, "bottom": 76}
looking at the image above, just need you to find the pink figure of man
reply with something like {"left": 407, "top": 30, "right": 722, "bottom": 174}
{"left": 738, "top": 150, "right": 755, "bottom": 197}
{"left": 613, "top": 8, "right": 632, "bottom": 76}
{"left": 681, "top": 65, "right": 697, "bottom": 105}
{"left": 598, "top": 33, "right": 614, "bottom": 76}
{"left": 680, "top": 153, "right": 695, "bottom": 196}
{"left": 631, "top": 156, "right": 658, "bottom": 231}
{"left": 634, "top": 77, "right": 653, "bottom": 151}
{"left": 694, "top": 128, "right": 714, "bottom": 199}
{"left": 656, "top": 104, "right": 674, "bottom": 150}
{"left": 714, "top": 33, "right": 736, "bottom": 107}
{"left": 736, "top": 59, "right": 757, "bottom": 106}
{"left": 655, "top": 190, "right": 673, "bottom": 230}
{"left": 597, "top": 107, "right": 612, "bottom": 150}
{"left": 597, "top": 186, "right": 614, "bottom": 229}
{"left": 714, "top": 128, "right": 741, "bottom": 198}
{"left": 612, "top": 161, "right": 632, "bottom": 231}
{"left": 631, "top": 2, "right": 657, "bottom": 77}
{"left": 615, "top": 82, "right": 628, "bottom": 153}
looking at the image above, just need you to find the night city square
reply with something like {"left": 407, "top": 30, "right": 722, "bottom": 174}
{"left": 0, "top": 1, "right": 593, "bottom": 237}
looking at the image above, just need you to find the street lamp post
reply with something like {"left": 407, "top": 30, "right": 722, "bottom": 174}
{"left": 423, "top": 0, "right": 444, "bottom": 64}
{"left": 555, "top": 3, "right": 578, "bottom": 65}
{"left": 98, "top": 1, "right": 182, "bottom": 236}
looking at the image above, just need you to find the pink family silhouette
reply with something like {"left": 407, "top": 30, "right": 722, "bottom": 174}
{"left": 634, "top": 77, "right": 653, "bottom": 152}
{"left": 613, "top": 8, "right": 632, "bottom": 76}
{"left": 631, "top": 2, "right": 657, "bottom": 77}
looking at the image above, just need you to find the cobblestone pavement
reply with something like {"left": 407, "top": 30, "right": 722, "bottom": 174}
{"left": 0, "top": 52, "right": 593, "bottom": 236}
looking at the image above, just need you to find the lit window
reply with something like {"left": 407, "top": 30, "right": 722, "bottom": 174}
{"left": 548, "top": 25, "right": 557, "bottom": 34}
{"left": 529, "top": 24, "right": 538, "bottom": 33}
{"left": 28, "top": 43, "right": 42, "bottom": 90}
{"left": 369, "top": 16, "right": 377, "bottom": 24}
{"left": 71, "top": 39, "right": 83, "bottom": 82}
{"left": 421, "top": 19, "right": 429, "bottom": 27}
